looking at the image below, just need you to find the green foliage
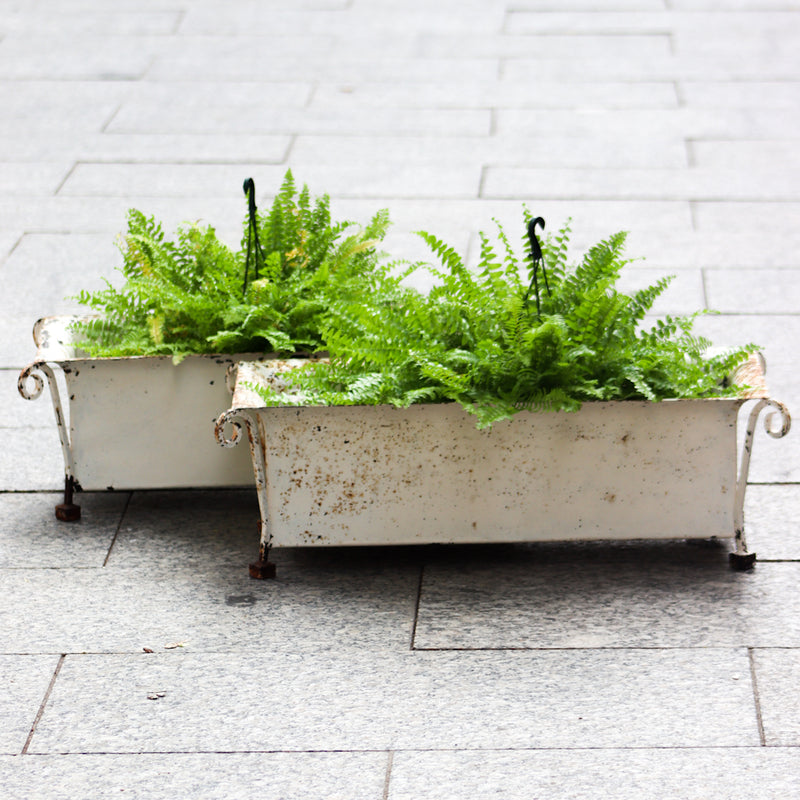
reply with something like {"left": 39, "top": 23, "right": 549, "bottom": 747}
{"left": 71, "top": 171, "right": 391, "bottom": 359}
{"left": 249, "top": 213, "right": 757, "bottom": 426}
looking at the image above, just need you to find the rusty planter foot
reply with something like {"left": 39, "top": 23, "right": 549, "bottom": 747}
{"left": 249, "top": 560, "right": 276, "bottom": 579}
{"left": 55, "top": 476, "right": 81, "bottom": 522}
{"left": 729, "top": 551, "right": 757, "bottom": 571}
{"left": 55, "top": 502, "right": 81, "bottom": 522}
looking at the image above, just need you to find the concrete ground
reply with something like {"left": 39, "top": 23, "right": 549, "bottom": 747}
{"left": 2, "top": 0, "right": 800, "bottom": 797}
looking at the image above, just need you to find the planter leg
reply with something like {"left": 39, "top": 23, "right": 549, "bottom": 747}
{"left": 729, "top": 549, "right": 757, "bottom": 571}
{"left": 55, "top": 475, "right": 81, "bottom": 522}
{"left": 731, "top": 397, "right": 792, "bottom": 571}
{"left": 19, "top": 360, "right": 81, "bottom": 522}
{"left": 249, "top": 532, "right": 276, "bottom": 580}
{"left": 730, "top": 521, "right": 756, "bottom": 570}
{"left": 215, "top": 408, "right": 276, "bottom": 579}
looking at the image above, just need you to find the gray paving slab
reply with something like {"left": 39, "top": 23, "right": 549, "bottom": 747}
{"left": 483, "top": 166, "right": 800, "bottom": 202}
{"left": 596, "top": 266, "right": 706, "bottom": 314}
{"left": 70, "top": 133, "right": 292, "bottom": 165}
{"left": 1, "top": 368, "right": 53, "bottom": 428}
{"left": 413, "top": 545, "right": 800, "bottom": 649}
{"left": 0, "top": 196, "right": 246, "bottom": 243}
{"left": 0, "top": 233, "right": 121, "bottom": 314}
{"left": 0, "top": 36, "right": 160, "bottom": 81}
{"left": 496, "top": 107, "right": 798, "bottom": 141}
{"left": 309, "top": 80, "right": 680, "bottom": 110}
{"left": 422, "top": 32, "right": 672, "bottom": 60}
{"left": 0, "top": 752, "right": 388, "bottom": 800}
{"left": 291, "top": 133, "right": 689, "bottom": 169}
{"left": 180, "top": 4, "right": 505, "bottom": 36}
{"left": 0, "top": 427, "right": 64, "bottom": 491}
{"left": 511, "top": 0, "right": 666, "bottom": 10}
{"left": 388, "top": 748, "right": 800, "bottom": 800}
{"left": 0, "top": 162, "right": 73, "bottom": 196}
{"left": 1, "top": 10, "right": 185, "bottom": 36}
{"left": 0, "top": 491, "right": 127, "bottom": 568}
{"left": 682, "top": 81, "right": 800, "bottom": 109}
{"left": 693, "top": 201, "right": 800, "bottom": 234}
{"left": 147, "top": 51, "right": 498, "bottom": 83}
{"left": 0, "top": 315, "right": 53, "bottom": 369}
{"left": 28, "top": 648, "right": 758, "bottom": 753}
{"left": 0, "top": 231, "right": 20, "bottom": 262}
{"left": 0, "top": 100, "right": 116, "bottom": 137}
{"left": 704, "top": 268, "right": 800, "bottom": 314}
{"left": 623, "top": 228, "right": 800, "bottom": 270}
{"left": 0, "top": 655, "right": 59, "bottom": 755}
{"left": 503, "top": 10, "right": 690, "bottom": 35}
{"left": 58, "top": 162, "right": 483, "bottom": 200}
{"left": 692, "top": 140, "right": 800, "bottom": 171}
{"left": 752, "top": 648, "right": 800, "bottom": 746}
{"left": 745, "top": 484, "right": 800, "bottom": 562}
{"left": 503, "top": 50, "right": 800, "bottom": 82}
{"left": 107, "top": 489, "right": 261, "bottom": 568}
{"left": 109, "top": 104, "right": 491, "bottom": 137}
{"left": 0, "top": 557, "right": 420, "bottom": 654}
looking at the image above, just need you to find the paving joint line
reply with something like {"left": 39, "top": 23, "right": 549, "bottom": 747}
{"left": 21, "top": 653, "right": 65, "bottom": 755}
{"left": 52, "top": 162, "right": 79, "bottom": 196}
{"left": 409, "top": 564, "right": 424, "bottom": 651}
{"left": 382, "top": 751, "right": 394, "bottom": 800}
{"left": 16, "top": 744, "right": 791, "bottom": 757}
{"left": 700, "top": 267, "right": 710, "bottom": 309}
{"left": 100, "top": 105, "right": 122, "bottom": 134}
{"left": 171, "top": 9, "right": 186, "bottom": 36}
{"left": 748, "top": 648, "right": 767, "bottom": 746}
{"left": 102, "top": 490, "right": 133, "bottom": 567}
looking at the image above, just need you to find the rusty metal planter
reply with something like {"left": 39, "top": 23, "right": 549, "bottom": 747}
{"left": 216, "top": 359, "right": 790, "bottom": 577}
{"left": 18, "top": 316, "right": 256, "bottom": 518}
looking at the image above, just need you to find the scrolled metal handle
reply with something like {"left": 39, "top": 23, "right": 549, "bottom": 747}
{"left": 17, "top": 362, "right": 47, "bottom": 400}
{"left": 214, "top": 409, "right": 246, "bottom": 448}
{"left": 762, "top": 399, "right": 791, "bottom": 439}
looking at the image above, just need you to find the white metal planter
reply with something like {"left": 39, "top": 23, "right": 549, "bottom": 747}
{"left": 18, "top": 316, "right": 258, "bottom": 519}
{"left": 216, "top": 358, "right": 790, "bottom": 578}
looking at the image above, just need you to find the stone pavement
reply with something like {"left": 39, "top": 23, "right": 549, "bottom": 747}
{"left": 1, "top": 0, "right": 800, "bottom": 797}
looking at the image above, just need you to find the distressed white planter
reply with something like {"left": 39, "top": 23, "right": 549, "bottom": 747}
{"left": 18, "top": 316, "right": 257, "bottom": 518}
{"left": 216, "top": 359, "right": 790, "bottom": 577}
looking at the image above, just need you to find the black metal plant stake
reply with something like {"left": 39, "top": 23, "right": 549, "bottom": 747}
{"left": 242, "top": 177, "right": 265, "bottom": 297}
{"left": 523, "top": 216, "right": 550, "bottom": 319}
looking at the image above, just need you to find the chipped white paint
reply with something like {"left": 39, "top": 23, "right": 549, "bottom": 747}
{"left": 19, "top": 316, "right": 255, "bottom": 490}
{"left": 220, "top": 358, "right": 790, "bottom": 559}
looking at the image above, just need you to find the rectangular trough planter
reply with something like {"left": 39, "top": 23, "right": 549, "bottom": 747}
{"left": 18, "top": 316, "right": 257, "bottom": 519}
{"left": 216, "top": 359, "right": 791, "bottom": 577}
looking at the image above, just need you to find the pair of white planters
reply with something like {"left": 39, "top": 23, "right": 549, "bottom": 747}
{"left": 20, "top": 316, "right": 791, "bottom": 577}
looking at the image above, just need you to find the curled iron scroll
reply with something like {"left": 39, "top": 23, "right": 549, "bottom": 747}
{"left": 18, "top": 362, "right": 47, "bottom": 401}
{"left": 734, "top": 397, "right": 792, "bottom": 554}
{"left": 759, "top": 398, "right": 792, "bottom": 439}
{"left": 214, "top": 409, "right": 247, "bottom": 448}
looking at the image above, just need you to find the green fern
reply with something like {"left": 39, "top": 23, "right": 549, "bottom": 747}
{"left": 250, "top": 213, "right": 757, "bottom": 427}
{"left": 70, "top": 171, "right": 390, "bottom": 360}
